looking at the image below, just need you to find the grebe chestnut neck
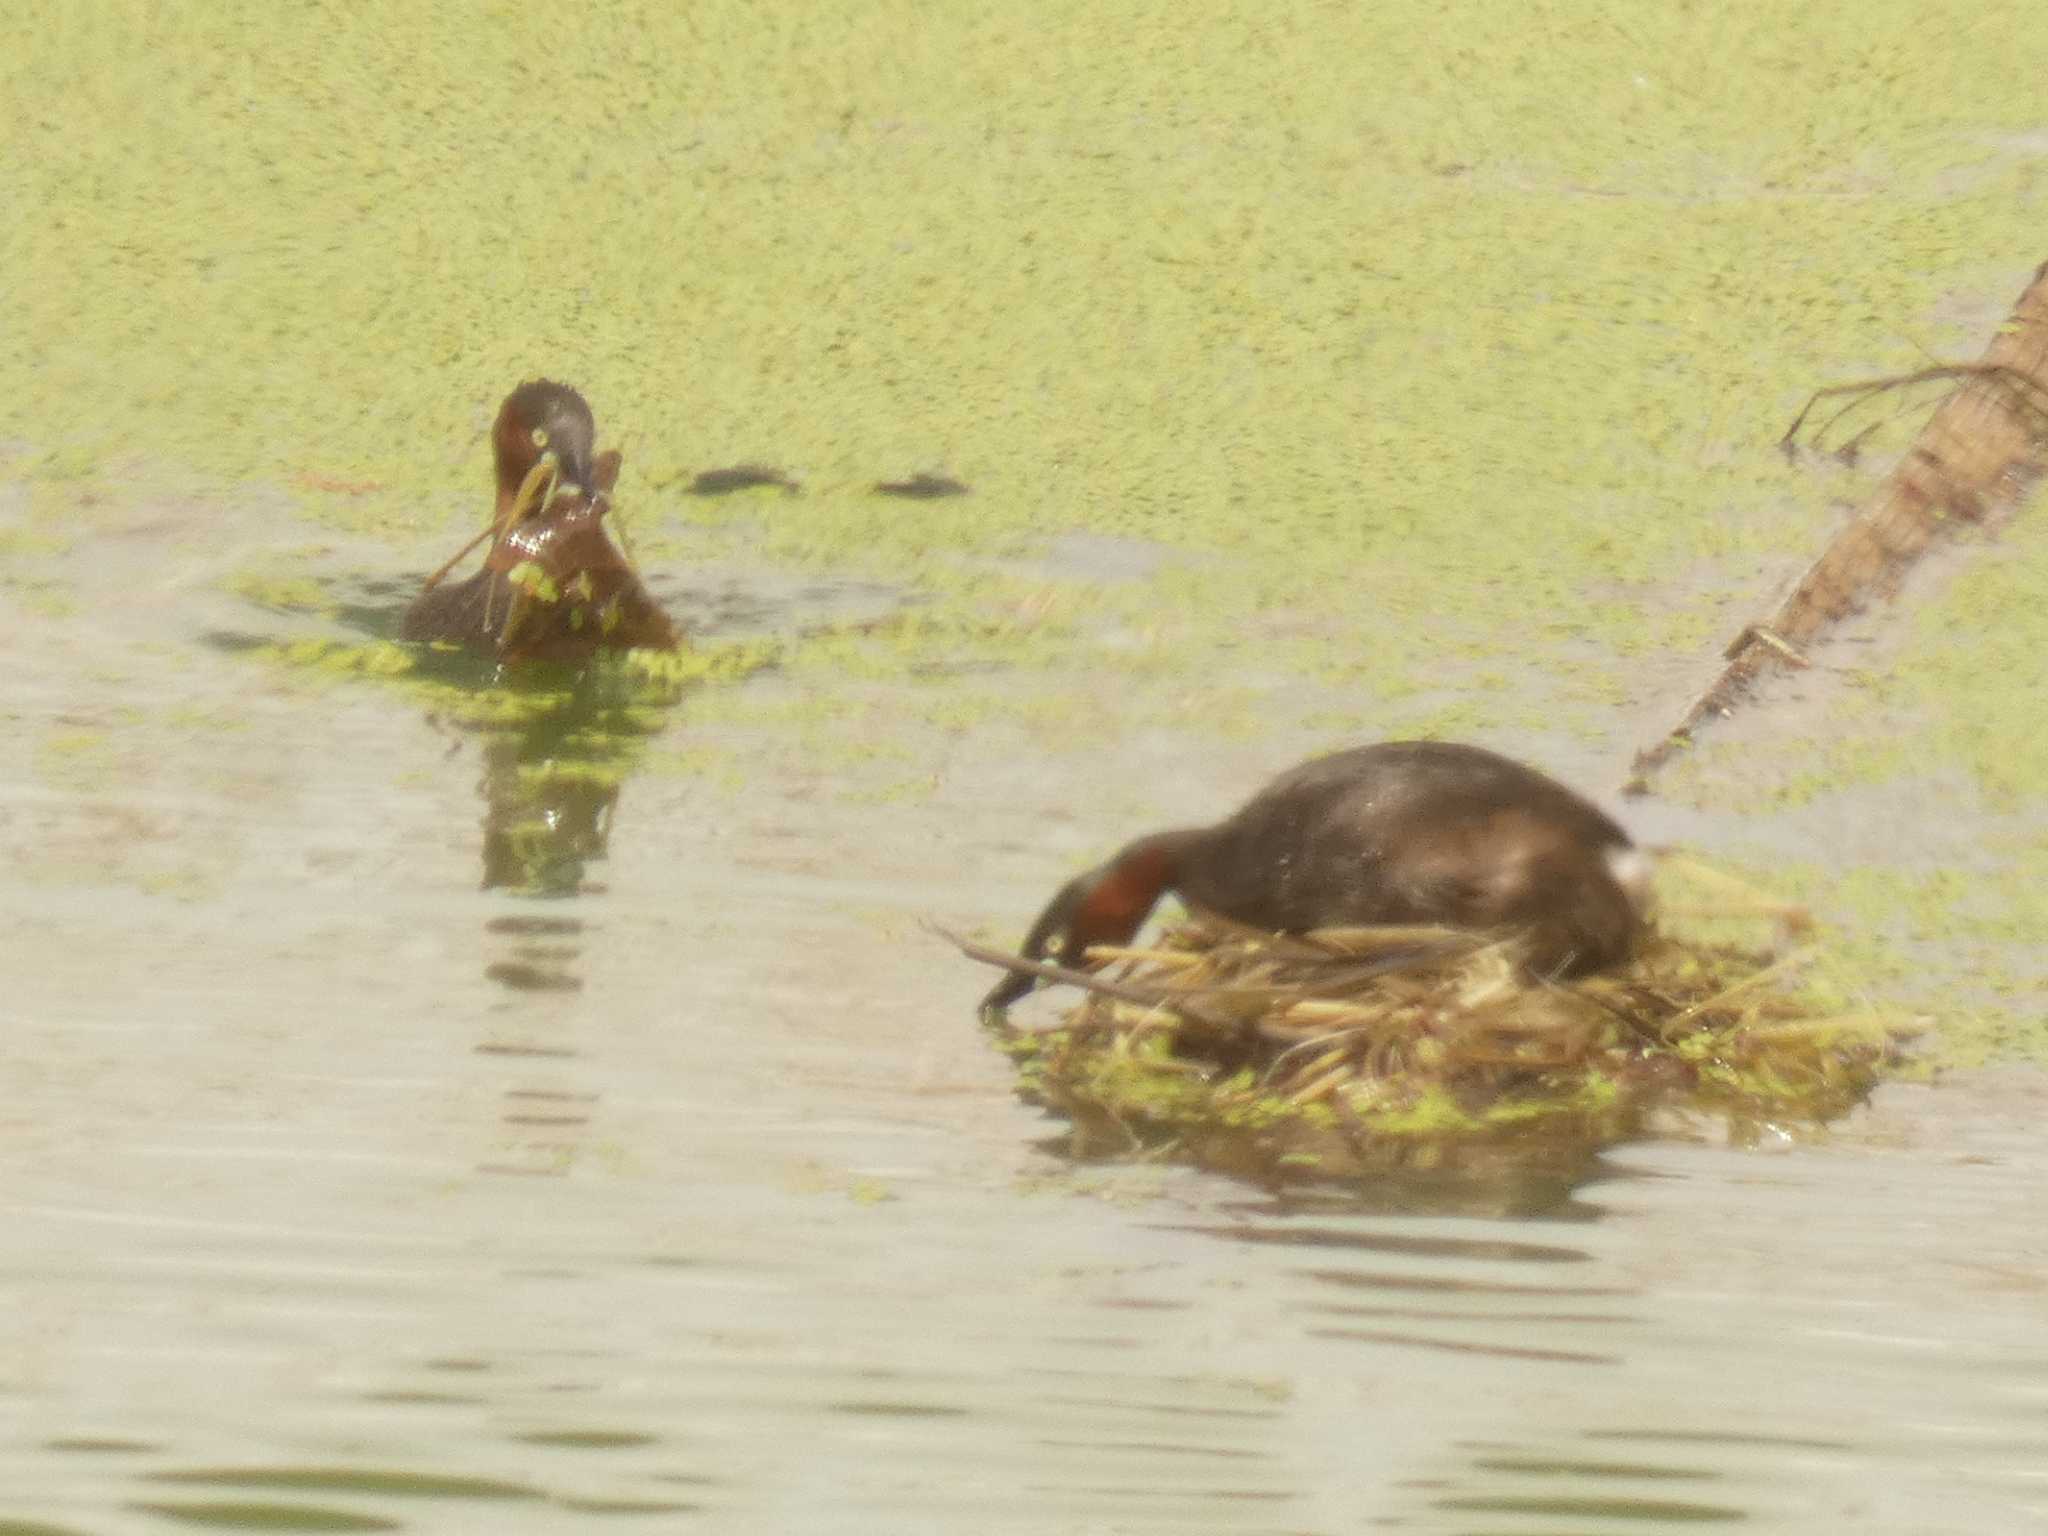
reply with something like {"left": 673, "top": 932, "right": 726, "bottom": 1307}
{"left": 981, "top": 741, "right": 1650, "bottom": 1014}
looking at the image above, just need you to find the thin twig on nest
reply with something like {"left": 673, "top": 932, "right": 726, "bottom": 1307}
{"left": 928, "top": 922, "right": 1237, "bottom": 1030}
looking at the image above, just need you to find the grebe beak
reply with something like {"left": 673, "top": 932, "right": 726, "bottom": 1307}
{"left": 553, "top": 448, "right": 596, "bottom": 507}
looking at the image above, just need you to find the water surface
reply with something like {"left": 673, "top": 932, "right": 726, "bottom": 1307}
{"left": 2, "top": 495, "right": 2042, "bottom": 1534}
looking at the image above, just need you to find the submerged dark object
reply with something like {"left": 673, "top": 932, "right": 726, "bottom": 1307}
{"left": 873, "top": 473, "right": 970, "bottom": 499}
{"left": 686, "top": 463, "right": 800, "bottom": 496}
{"left": 402, "top": 380, "right": 681, "bottom": 663}
{"left": 980, "top": 741, "right": 1650, "bottom": 1015}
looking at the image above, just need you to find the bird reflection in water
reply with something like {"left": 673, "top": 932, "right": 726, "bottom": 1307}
{"left": 399, "top": 380, "right": 687, "bottom": 995}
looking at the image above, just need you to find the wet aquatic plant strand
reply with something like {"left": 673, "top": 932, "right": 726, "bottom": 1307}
{"left": 418, "top": 452, "right": 557, "bottom": 596}
{"left": 1631, "top": 258, "right": 2048, "bottom": 789}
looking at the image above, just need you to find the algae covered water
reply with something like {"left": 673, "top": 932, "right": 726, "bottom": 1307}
{"left": 5, "top": 1, "right": 2048, "bottom": 1530}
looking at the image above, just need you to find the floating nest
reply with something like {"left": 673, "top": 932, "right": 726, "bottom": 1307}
{"left": 971, "top": 869, "right": 1917, "bottom": 1187}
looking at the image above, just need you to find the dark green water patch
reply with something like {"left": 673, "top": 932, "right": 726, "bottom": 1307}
{"left": 1020, "top": 1483, "right": 1291, "bottom": 1502}
{"left": 1581, "top": 1428, "right": 1854, "bottom": 1453}
{"left": 1032, "top": 1395, "right": 1280, "bottom": 1423}
{"left": 482, "top": 961, "right": 583, "bottom": 993}
{"left": 1470, "top": 1457, "right": 1718, "bottom": 1481}
{"left": 1037, "top": 1438, "right": 1269, "bottom": 1462}
{"left": 1157, "top": 1223, "right": 1589, "bottom": 1264}
{"left": 145, "top": 1469, "right": 540, "bottom": 1500}
{"left": 359, "top": 1391, "right": 484, "bottom": 1407}
{"left": 512, "top": 1430, "right": 657, "bottom": 1450}
{"left": 485, "top": 915, "right": 583, "bottom": 938}
{"left": 132, "top": 1504, "right": 398, "bottom": 1533}
{"left": 825, "top": 1401, "right": 972, "bottom": 1419}
{"left": 1433, "top": 1493, "right": 1746, "bottom": 1522}
{"left": 43, "top": 1436, "right": 158, "bottom": 1453}
{"left": 1310, "top": 1302, "right": 1638, "bottom": 1327}
{"left": 1299, "top": 1269, "right": 1631, "bottom": 1300}
{"left": 555, "top": 1499, "right": 704, "bottom": 1516}
{"left": 1307, "top": 1327, "right": 1618, "bottom": 1367}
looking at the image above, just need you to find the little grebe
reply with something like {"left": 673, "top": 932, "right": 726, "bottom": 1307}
{"left": 982, "top": 740, "right": 1650, "bottom": 1013}
{"left": 401, "top": 380, "right": 679, "bottom": 662}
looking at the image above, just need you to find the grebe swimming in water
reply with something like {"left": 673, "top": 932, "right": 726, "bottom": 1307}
{"left": 401, "top": 380, "right": 679, "bottom": 662}
{"left": 981, "top": 741, "right": 1651, "bottom": 1014}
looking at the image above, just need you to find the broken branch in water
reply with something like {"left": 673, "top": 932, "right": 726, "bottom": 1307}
{"left": 1631, "top": 258, "right": 2048, "bottom": 790}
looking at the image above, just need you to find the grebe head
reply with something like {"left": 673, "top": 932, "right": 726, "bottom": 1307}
{"left": 492, "top": 379, "right": 599, "bottom": 503}
{"left": 980, "top": 833, "right": 1190, "bottom": 1016}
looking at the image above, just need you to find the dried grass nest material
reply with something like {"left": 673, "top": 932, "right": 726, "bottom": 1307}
{"left": 977, "top": 887, "right": 1918, "bottom": 1184}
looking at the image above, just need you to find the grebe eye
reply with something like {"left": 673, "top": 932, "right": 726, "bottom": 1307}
{"left": 530, "top": 427, "right": 549, "bottom": 448}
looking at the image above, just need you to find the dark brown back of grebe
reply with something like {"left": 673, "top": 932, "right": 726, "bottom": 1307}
{"left": 1176, "top": 741, "right": 1643, "bottom": 973}
{"left": 979, "top": 740, "right": 1648, "bottom": 1014}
